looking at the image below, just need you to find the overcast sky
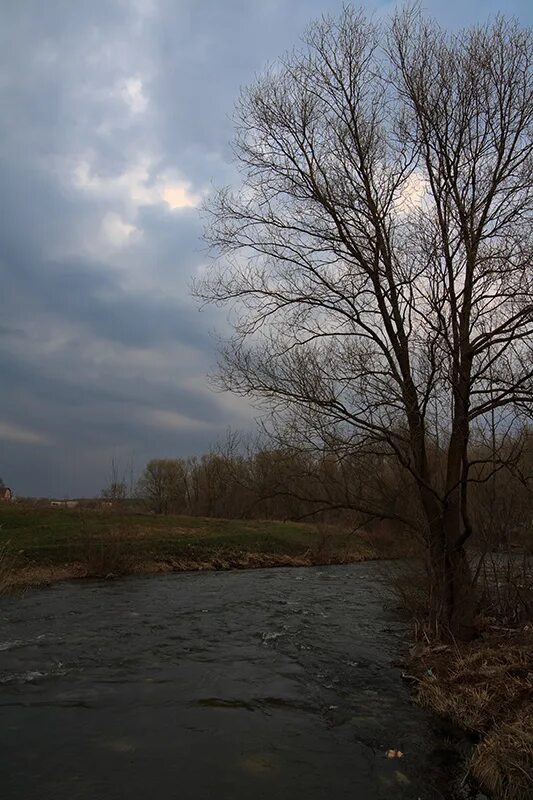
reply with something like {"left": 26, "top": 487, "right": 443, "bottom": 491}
{"left": 1, "top": 0, "right": 531, "bottom": 497}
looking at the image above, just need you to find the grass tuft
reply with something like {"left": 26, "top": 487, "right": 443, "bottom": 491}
{"left": 411, "top": 627, "right": 533, "bottom": 800}
{"left": 75, "top": 532, "right": 138, "bottom": 578}
{"left": 0, "top": 542, "right": 18, "bottom": 594}
{"left": 470, "top": 710, "right": 533, "bottom": 800}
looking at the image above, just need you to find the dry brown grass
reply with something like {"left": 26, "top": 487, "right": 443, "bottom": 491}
{"left": 411, "top": 627, "right": 533, "bottom": 800}
{"left": 476, "top": 553, "right": 533, "bottom": 626}
{"left": 388, "top": 563, "right": 430, "bottom": 619}
{"left": 470, "top": 710, "right": 533, "bottom": 800}
{"left": 75, "top": 532, "right": 139, "bottom": 578}
{"left": 305, "top": 522, "right": 377, "bottom": 564}
{"left": 357, "top": 521, "right": 420, "bottom": 559}
{"left": 5, "top": 547, "right": 376, "bottom": 591}
{"left": 0, "top": 542, "right": 18, "bottom": 594}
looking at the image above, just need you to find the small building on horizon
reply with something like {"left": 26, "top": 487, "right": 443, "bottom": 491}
{"left": 50, "top": 499, "right": 79, "bottom": 509}
{"left": 0, "top": 486, "right": 14, "bottom": 502}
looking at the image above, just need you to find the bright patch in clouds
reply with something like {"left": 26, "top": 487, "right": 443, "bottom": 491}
{"left": 121, "top": 77, "right": 148, "bottom": 114}
{"left": 72, "top": 158, "right": 201, "bottom": 211}
{"left": 162, "top": 183, "right": 200, "bottom": 210}
{"left": 0, "top": 421, "right": 49, "bottom": 446}
{"left": 70, "top": 156, "right": 202, "bottom": 259}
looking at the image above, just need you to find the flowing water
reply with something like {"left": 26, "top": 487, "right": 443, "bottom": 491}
{"left": 0, "top": 563, "right": 482, "bottom": 799}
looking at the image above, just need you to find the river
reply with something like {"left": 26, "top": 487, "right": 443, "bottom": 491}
{"left": 0, "top": 562, "right": 483, "bottom": 799}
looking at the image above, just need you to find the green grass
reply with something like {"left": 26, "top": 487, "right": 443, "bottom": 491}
{"left": 0, "top": 505, "right": 356, "bottom": 570}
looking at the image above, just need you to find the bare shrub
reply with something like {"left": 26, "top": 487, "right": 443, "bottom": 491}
{"left": 0, "top": 542, "right": 18, "bottom": 594}
{"left": 389, "top": 563, "right": 430, "bottom": 621}
{"left": 475, "top": 551, "right": 532, "bottom": 625}
{"left": 0, "top": 542, "right": 18, "bottom": 595}
{"left": 77, "top": 533, "right": 137, "bottom": 578}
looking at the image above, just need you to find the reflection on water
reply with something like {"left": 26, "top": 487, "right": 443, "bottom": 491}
{"left": 0, "top": 563, "right": 483, "bottom": 799}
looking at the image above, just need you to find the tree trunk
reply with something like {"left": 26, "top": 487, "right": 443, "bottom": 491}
{"left": 440, "top": 406, "right": 476, "bottom": 640}
{"left": 444, "top": 545, "right": 476, "bottom": 640}
{"left": 422, "top": 491, "right": 477, "bottom": 640}
{"left": 426, "top": 522, "right": 476, "bottom": 640}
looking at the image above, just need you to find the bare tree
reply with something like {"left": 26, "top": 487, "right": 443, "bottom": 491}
{"left": 101, "top": 458, "right": 127, "bottom": 503}
{"left": 195, "top": 7, "right": 533, "bottom": 639}
{"left": 137, "top": 459, "right": 187, "bottom": 515}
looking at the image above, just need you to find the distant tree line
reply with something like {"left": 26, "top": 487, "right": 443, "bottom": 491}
{"left": 130, "top": 428, "right": 532, "bottom": 551}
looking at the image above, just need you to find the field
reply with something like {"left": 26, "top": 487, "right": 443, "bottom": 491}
{"left": 0, "top": 504, "right": 387, "bottom": 589}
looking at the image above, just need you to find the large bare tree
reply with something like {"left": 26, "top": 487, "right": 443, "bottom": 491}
{"left": 196, "top": 7, "right": 533, "bottom": 638}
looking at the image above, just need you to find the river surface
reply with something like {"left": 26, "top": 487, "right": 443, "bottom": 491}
{"left": 0, "top": 563, "right": 480, "bottom": 800}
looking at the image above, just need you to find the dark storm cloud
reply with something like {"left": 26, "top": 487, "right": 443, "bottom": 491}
{"left": 0, "top": 0, "right": 530, "bottom": 496}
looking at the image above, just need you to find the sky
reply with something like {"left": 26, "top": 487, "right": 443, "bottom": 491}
{"left": 0, "top": 0, "right": 531, "bottom": 498}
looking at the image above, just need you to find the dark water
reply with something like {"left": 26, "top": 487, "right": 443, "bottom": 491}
{"left": 0, "top": 563, "right": 480, "bottom": 800}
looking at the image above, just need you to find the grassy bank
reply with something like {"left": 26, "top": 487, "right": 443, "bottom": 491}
{"left": 392, "top": 558, "right": 532, "bottom": 800}
{"left": 398, "top": 588, "right": 532, "bottom": 800}
{"left": 0, "top": 504, "right": 396, "bottom": 591}
{"left": 408, "top": 626, "right": 532, "bottom": 800}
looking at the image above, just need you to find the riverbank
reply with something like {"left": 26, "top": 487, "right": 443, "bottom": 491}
{"left": 407, "top": 624, "right": 532, "bottom": 800}
{"left": 0, "top": 505, "right": 404, "bottom": 591}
